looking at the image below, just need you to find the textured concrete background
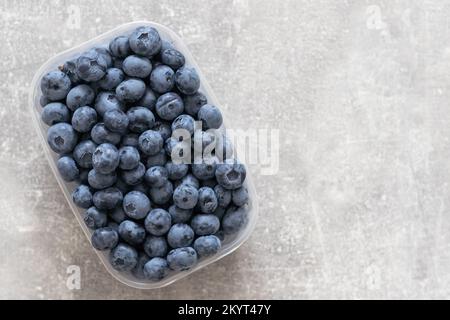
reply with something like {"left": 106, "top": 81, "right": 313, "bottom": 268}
{"left": 1, "top": 0, "right": 450, "bottom": 299}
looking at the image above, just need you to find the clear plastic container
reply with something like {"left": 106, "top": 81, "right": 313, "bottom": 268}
{"left": 28, "top": 21, "right": 258, "bottom": 289}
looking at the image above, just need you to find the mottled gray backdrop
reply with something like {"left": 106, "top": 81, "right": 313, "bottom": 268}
{"left": 1, "top": 0, "right": 450, "bottom": 299}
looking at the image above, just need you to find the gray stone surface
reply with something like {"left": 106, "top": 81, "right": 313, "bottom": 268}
{"left": 1, "top": 0, "right": 450, "bottom": 299}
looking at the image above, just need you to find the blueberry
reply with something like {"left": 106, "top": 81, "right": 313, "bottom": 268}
{"left": 118, "top": 146, "right": 140, "bottom": 170}
{"left": 91, "top": 123, "right": 121, "bottom": 145}
{"left": 40, "top": 70, "right": 71, "bottom": 101}
{"left": 109, "top": 206, "right": 127, "bottom": 223}
{"left": 149, "top": 65, "right": 174, "bottom": 94}
{"left": 165, "top": 161, "right": 189, "bottom": 180}
{"left": 109, "top": 36, "right": 131, "bottom": 58}
{"left": 192, "top": 156, "right": 218, "bottom": 180}
{"left": 127, "top": 107, "right": 155, "bottom": 133}
{"left": 47, "top": 123, "right": 78, "bottom": 154}
{"left": 148, "top": 180, "right": 173, "bottom": 205}
{"left": 60, "top": 59, "right": 81, "bottom": 84}
{"left": 73, "top": 140, "right": 96, "bottom": 169}
{"left": 123, "top": 55, "right": 152, "bottom": 78}
{"left": 137, "top": 88, "right": 157, "bottom": 111}
{"left": 167, "top": 247, "right": 197, "bottom": 271}
{"left": 215, "top": 159, "right": 246, "bottom": 190}
{"left": 94, "top": 92, "right": 124, "bottom": 117}
{"left": 104, "top": 109, "right": 129, "bottom": 133}
{"left": 110, "top": 243, "right": 138, "bottom": 272}
{"left": 173, "top": 184, "right": 198, "bottom": 209}
{"left": 215, "top": 134, "right": 234, "bottom": 161}
{"left": 91, "top": 227, "right": 119, "bottom": 250}
{"left": 193, "top": 130, "right": 217, "bottom": 154}
{"left": 222, "top": 206, "right": 248, "bottom": 235}
{"left": 164, "top": 137, "right": 190, "bottom": 159}
{"left": 167, "top": 223, "right": 194, "bottom": 248}
{"left": 57, "top": 156, "right": 79, "bottom": 181}
{"left": 160, "top": 49, "right": 185, "bottom": 70}
{"left": 171, "top": 114, "right": 195, "bottom": 136}
{"left": 174, "top": 66, "right": 200, "bottom": 95}
{"left": 129, "top": 26, "right": 162, "bottom": 57}
{"left": 232, "top": 186, "right": 249, "bottom": 206}
{"left": 71, "top": 106, "right": 98, "bottom": 133}
{"left": 144, "top": 257, "right": 169, "bottom": 281}
{"left": 145, "top": 149, "right": 167, "bottom": 167}
{"left": 41, "top": 102, "right": 70, "bottom": 125}
{"left": 98, "top": 68, "right": 125, "bottom": 90}
{"left": 197, "top": 187, "right": 218, "bottom": 213}
{"left": 144, "top": 166, "right": 168, "bottom": 187}
{"left": 93, "top": 47, "right": 113, "bottom": 67}
{"left": 76, "top": 49, "right": 108, "bottom": 82}
{"left": 66, "top": 85, "right": 96, "bottom": 111}
{"left": 93, "top": 187, "right": 123, "bottom": 210}
{"left": 198, "top": 104, "right": 223, "bottom": 129}
{"left": 214, "top": 185, "right": 232, "bottom": 208}
{"left": 84, "top": 206, "right": 108, "bottom": 229}
{"left": 143, "top": 236, "right": 168, "bottom": 257}
{"left": 88, "top": 169, "right": 117, "bottom": 189}
{"left": 183, "top": 92, "right": 207, "bottom": 116}
{"left": 121, "top": 133, "right": 140, "bottom": 148}
{"left": 176, "top": 173, "right": 200, "bottom": 189}
{"left": 118, "top": 220, "right": 146, "bottom": 245}
{"left": 191, "top": 214, "right": 220, "bottom": 236}
{"left": 92, "top": 143, "right": 119, "bottom": 174}
{"left": 193, "top": 235, "right": 221, "bottom": 258}
{"left": 120, "top": 162, "right": 146, "bottom": 185}
{"left": 72, "top": 184, "right": 93, "bottom": 208}
{"left": 116, "top": 79, "right": 146, "bottom": 103}
{"left": 132, "top": 252, "right": 150, "bottom": 279}
{"left": 168, "top": 205, "right": 192, "bottom": 224}
{"left": 122, "top": 191, "right": 150, "bottom": 220}
{"left": 155, "top": 92, "right": 184, "bottom": 121}
{"left": 138, "top": 130, "right": 163, "bottom": 156}
{"left": 144, "top": 208, "right": 172, "bottom": 236}
{"left": 153, "top": 121, "right": 172, "bottom": 141}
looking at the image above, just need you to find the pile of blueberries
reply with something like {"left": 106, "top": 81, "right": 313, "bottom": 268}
{"left": 38, "top": 26, "right": 250, "bottom": 282}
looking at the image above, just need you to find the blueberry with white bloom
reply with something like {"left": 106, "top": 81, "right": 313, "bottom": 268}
{"left": 91, "top": 227, "right": 119, "bottom": 250}
{"left": 93, "top": 187, "right": 123, "bottom": 210}
{"left": 40, "top": 70, "right": 71, "bottom": 101}
{"left": 193, "top": 235, "right": 221, "bottom": 258}
{"left": 110, "top": 243, "right": 138, "bottom": 271}
{"left": 72, "top": 184, "right": 93, "bottom": 209}
{"left": 57, "top": 156, "right": 79, "bottom": 182}
{"left": 41, "top": 102, "right": 70, "bottom": 126}
{"left": 72, "top": 106, "right": 98, "bottom": 133}
{"left": 73, "top": 140, "right": 97, "bottom": 169}
{"left": 118, "top": 146, "right": 140, "bottom": 170}
{"left": 167, "top": 223, "right": 194, "bottom": 248}
{"left": 122, "top": 191, "right": 151, "bottom": 220}
{"left": 47, "top": 123, "right": 78, "bottom": 154}
{"left": 92, "top": 143, "right": 120, "bottom": 174}
{"left": 144, "top": 208, "right": 172, "bottom": 236}
{"left": 118, "top": 220, "right": 146, "bottom": 245}
{"left": 167, "top": 247, "right": 197, "bottom": 271}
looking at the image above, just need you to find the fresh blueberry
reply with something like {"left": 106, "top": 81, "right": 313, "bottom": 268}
{"left": 109, "top": 206, "right": 127, "bottom": 223}
{"left": 110, "top": 243, "right": 138, "bottom": 271}
{"left": 87, "top": 169, "right": 117, "bottom": 189}
{"left": 143, "top": 236, "right": 168, "bottom": 258}
{"left": 116, "top": 79, "right": 146, "bottom": 103}
{"left": 47, "top": 123, "right": 78, "bottom": 154}
{"left": 132, "top": 252, "right": 150, "bottom": 279}
{"left": 183, "top": 92, "right": 207, "bottom": 116}
{"left": 72, "top": 184, "right": 93, "bottom": 208}
{"left": 168, "top": 205, "right": 192, "bottom": 224}
{"left": 57, "top": 156, "right": 79, "bottom": 182}
{"left": 120, "top": 133, "right": 140, "bottom": 148}
{"left": 167, "top": 247, "right": 197, "bottom": 271}
{"left": 92, "top": 143, "right": 119, "bottom": 174}
{"left": 191, "top": 214, "right": 220, "bottom": 236}
{"left": 123, "top": 55, "right": 152, "bottom": 78}
{"left": 129, "top": 26, "right": 162, "bottom": 57}
{"left": 76, "top": 49, "right": 108, "bottom": 82}
{"left": 153, "top": 121, "right": 172, "bottom": 141}
{"left": 149, "top": 180, "right": 173, "bottom": 205}
{"left": 73, "top": 140, "right": 96, "bottom": 169}
{"left": 164, "top": 137, "right": 190, "bottom": 159}
{"left": 214, "top": 185, "right": 232, "bottom": 208}
{"left": 138, "top": 130, "right": 163, "bottom": 156}
{"left": 165, "top": 161, "right": 189, "bottom": 180}
{"left": 193, "top": 235, "right": 221, "bottom": 258}
{"left": 40, "top": 70, "right": 71, "bottom": 101}
{"left": 155, "top": 92, "right": 184, "bottom": 121}
{"left": 91, "top": 227, "right": 119, "bottom": 250}
{"left": 193, "top": 130, "right": 217, "bottom": 154}
{"left": 127, "top": 107, "right": 155, "bottom": 133}
{"left": 118, "top": 146, "right": 140, "bottom": 170}
{"left": 146, "top": 149, "right": 167, "bottom": 167}
{"left": 41, "top": 102, "right": 70, "bottom": 125}
{"left": 167, "top": 223, "right": 194, "bottom": 248}
{"left": 93, "top": 47, "right": 113, "bottom": 67}
{"left": 222, "top": 206, "right": 248, "bottom": 235}
{"left": 93, "top": 187, "right": 123, "bottom": 210}
{"left": 197, "top": 187, "right": 218, "bottom": 213}
{"left": 171, "top": 114, "right": 195, "bottom": 136}
{"left": 122, "top": 191, "right": 150, "bottom": 220}
{"left": 149, "top": 65, "right": 174, "bottom": 94}
{"left": 215, "top": 159, "right": 246, "bottom": 190}
{"left": 144, "top": 257, "right": 169, "bottom": 281}
{"left": 118, "top": 220, "right": 146, "bottom": 245}
{"left": 84, "top": 206, "right": 108, "bottom": 229}
{"left": 137, "top": 88, "right": 157, "bottom": 111}
{"left": 160, "top": 49, "right": 185, "bottom": 70}
{"left": 198, "top": 104, "right": 223, "bottom": 129}
{"left": 120, "top": 162, "right": 146, "bottom": 185}
{"left": 98, "top": 68, "right": 125, "bottom": 90}
{"left": 232, "top": 186, "right": 249, "bottom": 206}
{"left": 60, "top": 59, "right": 81, "bottom": 84}
{"left": 94, "top": 92, "right": 124, "bottom": 117}
{"left": 144, "top": 208, "right": 172, "bottom": 236}
{"left": 192, "top": 156, "right": 218, "bottom": 180}
{"left": 91, "top": 123, "right": 121, "bottom": 145}
{"left": 173, "top": 184, "right": 198, "bottom": 209}
{"left": 176, "top": 173, "right": 200, "bottom": 189}
{"left": 144, "top": 166, "right": 168, "bottom": 187}
{"left": 109, "top": 36, "right": 131, "bottom": 58}
{"left": 174, "top": 66, "right": 200, "bottom": 95}
{"left": 104, "top": 109, "right": 129, "bottom": 133}
{"left": 71, "top": 106, "right": 98, "bottom": 133}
